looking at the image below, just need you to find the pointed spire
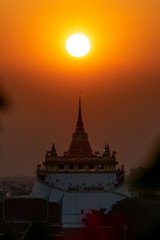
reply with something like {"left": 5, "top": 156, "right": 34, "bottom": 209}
{"left": 51, "top": 143, "right": 57, "bottom": 157}
{"left": 67, "top": 96, "right": 94, "bottom": 157}
{"left": 76, "top": 95, "right": 84, "bottom": 132}
{"left": 52, "top": 143, "right": 56, "bottom": 152}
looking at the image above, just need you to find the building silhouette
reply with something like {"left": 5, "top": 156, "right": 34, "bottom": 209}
{"left": 31, "top": 97, "right": 129, "bottom": 230}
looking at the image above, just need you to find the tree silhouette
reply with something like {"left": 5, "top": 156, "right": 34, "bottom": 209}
{"left": 82, "top": 208, "right": 107, "bottom": 227}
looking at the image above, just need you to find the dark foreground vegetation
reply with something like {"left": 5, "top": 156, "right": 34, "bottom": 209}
{"left": 0, "top": 195, "right": 160, "bottom": 240}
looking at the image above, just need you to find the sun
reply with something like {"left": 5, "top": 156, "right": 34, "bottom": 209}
{"left": 66, "top": 33, "right": 91, "bottom": 57}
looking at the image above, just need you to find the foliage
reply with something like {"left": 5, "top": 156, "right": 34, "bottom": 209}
{"left": 0, "top": 85, "right": 9, "bottom": 111}
{"left": 82, "top": 208, "right": 107, "bottom": 227}
{"left": 82, "top": 196, "right": 160, "bottom": 240}
{"left": 107, "top": 197, "right": 160, "bottom": 239}
{"left": 133, "top": 139, "right": 160, "bottom": 192}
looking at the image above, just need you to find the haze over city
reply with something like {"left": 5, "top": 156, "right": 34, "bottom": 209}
{"left": 0, "top": 0, "right": 160, "bottom": 176}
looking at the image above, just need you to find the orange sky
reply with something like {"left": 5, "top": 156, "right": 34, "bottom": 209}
{"left": 0, "top": 0, "right": 160, "bottom": 175}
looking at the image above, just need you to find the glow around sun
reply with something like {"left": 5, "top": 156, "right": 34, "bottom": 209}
{"left": 66, "top": 33, "right": 91, "bottom": 57}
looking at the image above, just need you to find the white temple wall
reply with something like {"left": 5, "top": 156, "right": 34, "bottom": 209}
{"left": 45, "top": 173, "right": 118, "bottom": 191}
{"left": 31, "top": 175, "right": 50, "bottom": 199}
{"left": 62, "top": 191, "right": 126, "bottom": 228}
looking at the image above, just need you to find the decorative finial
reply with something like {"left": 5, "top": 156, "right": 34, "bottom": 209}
{"left": 103, "top": 143, "right": 111, "bottom": 156}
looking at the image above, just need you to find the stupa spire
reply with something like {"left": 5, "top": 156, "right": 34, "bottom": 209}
{"left": 76, "top": 96, "right": 84, "bottom": 132}
{"left": 67, "top": 96, "right": 94, "bottom": 157}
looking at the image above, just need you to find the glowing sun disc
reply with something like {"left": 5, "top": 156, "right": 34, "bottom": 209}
{"left": 66, "top": 33, "right": 91, "bottom": 57}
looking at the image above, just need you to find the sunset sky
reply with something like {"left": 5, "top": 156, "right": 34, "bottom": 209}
{"left": 0, "top": 0, "right": 160, "bottom": 176}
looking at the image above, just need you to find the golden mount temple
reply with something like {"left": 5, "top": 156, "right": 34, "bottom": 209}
{"left": 31, "top": 97, "right": 129, "bottom": 229}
